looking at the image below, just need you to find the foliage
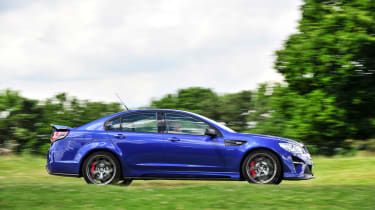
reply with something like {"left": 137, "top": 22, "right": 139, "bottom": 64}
{"left": 217, "top": 90, "right": 252, "bottom": 131}
{"left": 2, "top": 1, "right": 375, "bottom": 156}
{"left": 249, "top": 84, "right": 350, "bottom": 155}
{"left": 151, "top": 87, "right": 220, "bottom": 119}
{"left": 274, "top": 0, "right": 375, "bottom": 146}
{"left": 0, "top": 90, "right": 122, "bottom": 155}
{"left": 353, "top": 139, "right": 375, "bottom": 152}
{"left": 151, "top": 87, "right": 252, "bottom": 131}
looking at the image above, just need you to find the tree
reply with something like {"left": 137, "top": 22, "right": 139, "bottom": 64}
{"left": 251, "top": 84, "right": 348, "bottom": 155}
{"left": 218, "top": 90, "right": 252, "bottom": 131}
{"left": 0, "top": 90, "right": 122, "bottom": 155}
{"left": 0, "top": 90, "right": 41, "bottom": 153}
{"left": 246, "top": 83, "right": 274, "bottom": 130}
{"left": 274, "top": 0, "right": 375, "bottom": 150}
{"left": 151, "top": 87, "right": 253, "bottom": 131}
{"left": 151, "top": 87, "right": 220, "bottom": 119}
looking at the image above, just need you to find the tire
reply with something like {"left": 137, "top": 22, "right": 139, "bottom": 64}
{"left": 241, "top": 149, "right": 282, "bottom": 184}
{"left": 119, "top": 178, "right": 133, "bottom": 186}
{"left": 275, "top": 176, "right": 283, "bottom": 184}
{"left": 82, "top": 151, "right": 121, "bottom": 185}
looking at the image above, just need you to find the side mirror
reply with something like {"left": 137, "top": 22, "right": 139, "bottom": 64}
{"left": 205, "top": 128, "right": 218, "bottom": 137}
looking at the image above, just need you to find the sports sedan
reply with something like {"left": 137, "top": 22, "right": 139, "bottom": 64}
{"left": 46, "top": 109, "right": 314, "bottom": 185}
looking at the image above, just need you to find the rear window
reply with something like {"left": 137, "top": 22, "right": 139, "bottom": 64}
{"left": 106, "top": 112, "right": 158, "bottom": 133}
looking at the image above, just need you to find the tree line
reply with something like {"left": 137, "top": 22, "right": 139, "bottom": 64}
{"left": 1, "top": 0, "right": 374, "bottom": 155}
{"left": 152, "top": 0, "right": 375, "bottom": 155}
{"left": 150, "top": 83, "right": 375, "bottom": 155}
{"left": 0, "top": 90, "right": 122, "bottom": 155}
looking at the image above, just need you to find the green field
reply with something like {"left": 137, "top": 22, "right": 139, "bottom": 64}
{"left": 1, "top": 155, "right": 375, "bottom": 209}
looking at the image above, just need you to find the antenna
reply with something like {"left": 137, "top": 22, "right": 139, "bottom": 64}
{"left": 115, "top": 93, "right": 130, "bottom": 111}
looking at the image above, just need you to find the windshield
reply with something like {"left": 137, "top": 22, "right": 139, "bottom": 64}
{"left": 194, "top": 113, "right": 236, "bottom": 133}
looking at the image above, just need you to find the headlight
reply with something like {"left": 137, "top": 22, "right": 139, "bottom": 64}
{"left": 279, "top": 142, "right": 304, "bottom": 154}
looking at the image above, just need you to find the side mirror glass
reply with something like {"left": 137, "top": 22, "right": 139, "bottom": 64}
{"left": 205, "top": 128, "right": 218, "bottom": 137}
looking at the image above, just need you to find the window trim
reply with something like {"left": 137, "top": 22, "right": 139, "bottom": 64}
{"left": 161, "top": 111, "right": 223, "bottom": 137}
{"left": 104, "top": 111, "right": 161, "bottom": 134}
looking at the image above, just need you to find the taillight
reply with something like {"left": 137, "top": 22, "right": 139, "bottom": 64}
{"left": 51, "top": 131, "right": 69, "bottom": 142}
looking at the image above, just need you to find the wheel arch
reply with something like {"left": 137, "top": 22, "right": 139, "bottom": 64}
{"left": 79, "top": 148, "right": 123, "bottom": 177}
{"left": 239, "top": 147, "right": 283, "bottom": 180}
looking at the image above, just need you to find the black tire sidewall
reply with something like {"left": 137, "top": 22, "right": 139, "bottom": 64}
{"left": 242, "top": 149, "right": 282, "bottom": 184}
{"left": 82, "top": 151, "right": 121, "bottom": 185}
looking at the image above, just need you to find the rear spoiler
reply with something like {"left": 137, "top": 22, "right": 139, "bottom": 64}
{"left": 51, "top": 125, "right": 70, "bottom": 142}
{"left": 51, "top": 125, "right": 70, "bottom": 131}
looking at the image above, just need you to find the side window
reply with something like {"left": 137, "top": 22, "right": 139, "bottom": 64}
{"left": 121, "top": 112, "right": 158, "bottom": 133}
{"left": 165, "top": 112, "right": 210, "bottom": 135}
{"left": 106, "top": 112, "right": 158, "bottom": 133}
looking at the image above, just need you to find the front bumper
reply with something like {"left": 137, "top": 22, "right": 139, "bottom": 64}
{"left": 283, "top": 164, "right": 315, "bottom": 180}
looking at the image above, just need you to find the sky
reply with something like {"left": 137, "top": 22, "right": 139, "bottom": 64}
{"left": 0, "top": 0, "right": 302, "bottom": 107}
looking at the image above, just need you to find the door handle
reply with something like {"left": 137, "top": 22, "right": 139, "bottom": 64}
{"left": 114, "top": 134, "right": 126, "bottom": 139}
{"left": 168, "top": 137, "right": 180, "bottom": 142}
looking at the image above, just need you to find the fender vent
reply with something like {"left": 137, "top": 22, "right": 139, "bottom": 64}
{"left": 224, "top": 139, "right": 247, "bottom": 146}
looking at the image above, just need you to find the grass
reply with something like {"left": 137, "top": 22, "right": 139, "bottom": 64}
{"left": 0, "top": 155, "right": 375, "bottom": 209}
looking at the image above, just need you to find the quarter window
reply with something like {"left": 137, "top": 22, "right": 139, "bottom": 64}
{"left": 165, "top": 112, "right": 211, "bottom": 135}
{"left": 106, "top": 117, "right": 121, "bottom": 131}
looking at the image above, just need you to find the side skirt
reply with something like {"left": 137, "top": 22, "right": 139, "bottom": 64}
{"left": 49, "top": 172, "right": 80, "bottom": 177}
{"left": 124, "top": 177, "right": 244, "bottom": 181}
{"left": 283, "top": 175, "right": 316, "bottom": 180}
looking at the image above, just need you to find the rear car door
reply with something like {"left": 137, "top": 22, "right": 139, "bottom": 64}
{"left": 106, "top": 111, "right": 165, "bottom": 176}
{"left": 162, "top": 112, "right": 226, "bottom": 172}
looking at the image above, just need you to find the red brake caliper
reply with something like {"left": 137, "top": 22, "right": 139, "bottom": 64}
{"left": 90, "top": 161, "right": 96, "bottom": 177}
{"left": 250, "top": 160, "right": 256, "bottom": 177}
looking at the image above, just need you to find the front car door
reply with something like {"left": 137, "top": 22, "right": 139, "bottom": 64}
{"left": 162, "top": 111, "right": 226, "bottom": 174}
{"left": 106, "top": 111, "right": 165, "bottom": 176}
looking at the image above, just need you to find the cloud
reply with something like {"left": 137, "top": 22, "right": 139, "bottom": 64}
{"left": 0, "top": 0, "right": 302, "bottom": 107}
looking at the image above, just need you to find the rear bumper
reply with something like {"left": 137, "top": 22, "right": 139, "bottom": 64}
{"left": 46, "top": 165, "right": 79, "bottom": 177}
{"left": 46, "top": 148, "right": 80, "bottom": 177}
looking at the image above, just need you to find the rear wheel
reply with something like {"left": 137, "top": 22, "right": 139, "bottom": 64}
{"left": 242, "top": 149, "right": 282, "bottom": 184}
{"left": 82, "top": 151, "right": 121, "bottom": 185}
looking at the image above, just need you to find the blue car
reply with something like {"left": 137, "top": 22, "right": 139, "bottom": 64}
{"left": 47, "top": 109, "right": 314, "bottom": 185}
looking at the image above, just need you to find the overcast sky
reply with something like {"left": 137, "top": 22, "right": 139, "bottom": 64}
{"left": 0, "top": 0, "right": 302, "bottom": 107}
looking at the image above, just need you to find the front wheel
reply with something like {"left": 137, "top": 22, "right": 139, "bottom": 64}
{"left": 242, "top": 149, "right": 282, "bottom": 184}
{"left": 82, "top": 151, "right": 121, "bottom": 185}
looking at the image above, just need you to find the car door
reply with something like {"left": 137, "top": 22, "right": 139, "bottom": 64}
{"left": 106, "top": 111, "right": 165, "bottom": 176}
{"left": 162, "top": 111, "right": 226, "bottom": 173}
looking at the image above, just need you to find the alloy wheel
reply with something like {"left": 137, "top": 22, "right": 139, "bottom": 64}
{"left": 246, "top": 153, "right": 277, "bottom": 184}
{"left": 85, "top": 155, "right": 117, "bottom": 185}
